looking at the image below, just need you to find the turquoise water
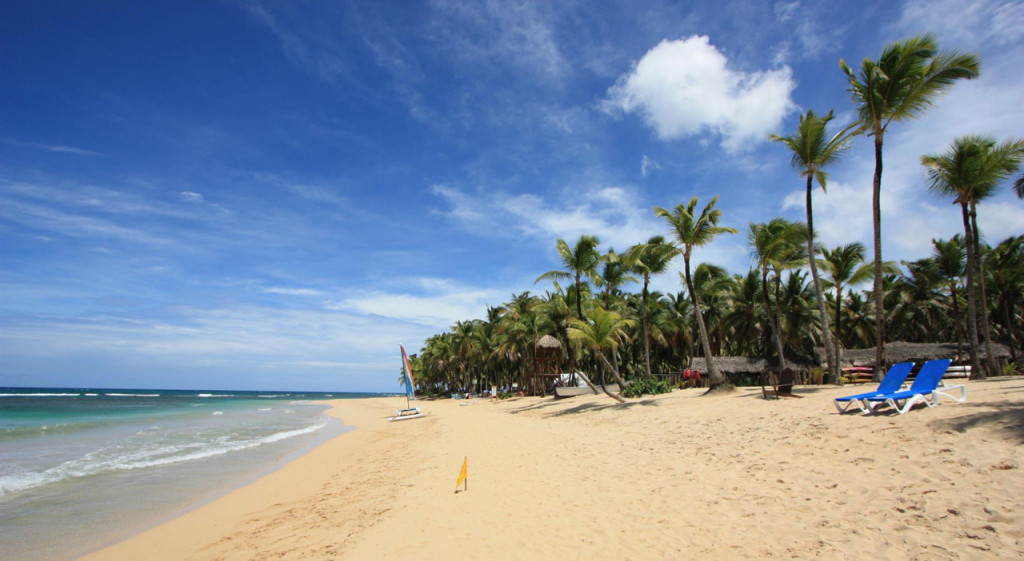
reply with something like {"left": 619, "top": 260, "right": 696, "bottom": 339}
{"left": 0, "top": 388, "right": 376, "bottom": 561}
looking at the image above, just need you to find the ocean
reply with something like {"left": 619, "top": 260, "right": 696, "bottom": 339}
{"left": 0, "top": 388, "right": 377, "bottom": 561}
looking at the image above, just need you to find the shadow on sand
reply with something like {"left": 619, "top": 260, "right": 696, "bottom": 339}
{"left": 929, "top": 401, "right": 1024, "bottom": 445}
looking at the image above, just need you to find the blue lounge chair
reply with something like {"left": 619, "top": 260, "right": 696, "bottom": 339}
{"left": 833, "top": 362, "right": 914, "bottom": 414}
{"left": 865, "top": 358, "right": 966, "bottom": 415}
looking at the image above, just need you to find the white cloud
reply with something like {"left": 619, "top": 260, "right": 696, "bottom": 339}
{"left": 428, "top": 0, "right": 568, "bottom": 81}
{"left": 325, "top": 279, "right": 507, "bottom": 326}
{"left": 434, "top": 183, "right": 663, "bottom": 251}
{"left": 604, "top": 35, "right": 797, "bottom": 152}
{"left": 773, "top": 1, "right": 800, "bottom": 22}
{"left": 640, "top": 155, "right": 661, "bottom": 177}
{"left": 179, "top": 191, "right": 204, "bottom": 203}
{"left": 2, "top": 137, "right": 102, "bottom": 156}
{"left": 265, "top": 286, "right": 323, "bottom": 297}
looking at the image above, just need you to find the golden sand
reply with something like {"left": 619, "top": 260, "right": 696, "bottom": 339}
{"left": 80, "top": 378, "right": 1024, "bottom": 560}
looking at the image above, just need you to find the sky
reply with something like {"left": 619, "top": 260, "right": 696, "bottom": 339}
{"left": 2, "top": 0, "right": 1023, "bottom": 393}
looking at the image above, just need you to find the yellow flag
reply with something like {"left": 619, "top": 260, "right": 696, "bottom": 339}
{"left": 455, "top": 456, "right": 468, "bottom": 491}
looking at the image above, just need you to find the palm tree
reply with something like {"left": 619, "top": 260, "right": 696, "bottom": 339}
{"left": 930, "top": 236, "right": 967, "bottom": 358}
{"left": 819, "top": 243, "right": 874, "bottom": 374}
{"left": 985, "top": 236, "right": 1024, "bottom": 368}
{"left": 567, "top": 307, "right": 635, "bottom": 403}
{"left": 770, "top": 109, "right": 859, "bottom": 383}
{"left": 841, "top": 34, "right": 980, "bottom": 378}
{"left": 922, "top": 134, "right": 1024, "bottom": 378}
{"left": 655, "top": 196, "right": 738, "bottom": 391}
{"left": 624, "top": 235, "right": 676, "bottom": 378}
{"left": 748, "top": 218, "right": 805, "bottom": 373}
{"left": 536, "top": 235, "right": 603, "bottom": 321}
{"left": 595, "top": 249, "right": 637, "bottom": 309}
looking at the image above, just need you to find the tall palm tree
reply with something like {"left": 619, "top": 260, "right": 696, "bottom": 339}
{"left": 841, "top": 34, "right": 980, "bottom": 378}
{"left": 819, "top": 243, "right": 874, "bottom": 374}
{"left": 770, "top": 109, "right": 859, "bottom": 383}
{"left": 922, "top": 134, "right": 1024, "bottom": 378}
{"left": 536, "top": 234, "right": 603, "bottom": 321}
{"left": 655, "top": 196, "right": 738, "bottom": 391}
{"left": 624, "top": 235, "right": 676, "bottom": 378}
{"left": 930, "top": 236, "right": 967, "bottom": 358}
{"left": 567, "top": 307, "right": 634, "bottom": 403}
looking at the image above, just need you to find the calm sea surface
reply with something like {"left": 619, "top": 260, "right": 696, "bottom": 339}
{"left": 0, "top": 388, "right": 378, "bottom": 561}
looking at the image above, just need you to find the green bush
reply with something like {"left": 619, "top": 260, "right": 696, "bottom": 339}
{"left": 622, "top": 378, "right": 672, "bottom": 398}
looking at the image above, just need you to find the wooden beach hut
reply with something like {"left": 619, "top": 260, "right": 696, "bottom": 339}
{"left": 532, "top": 335, "right": 562, "bottom": 396}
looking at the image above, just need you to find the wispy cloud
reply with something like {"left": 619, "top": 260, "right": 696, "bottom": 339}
{"left": 432, "top": 183, "right": 663, "bottom": 250}
{"left": 603, "top": 35, "right": 797, "bottom": 152}
{"left": 2, "top": 137, "right": 103, "bottom": 156}
{"left": 264, "top": 286, "right": 324, "bottom": 297}
{"left": 179, "top": 191, "right": 204, "bottom": 203}
{"left": 897, "top": 0, "right": 1024, "bottom": 46}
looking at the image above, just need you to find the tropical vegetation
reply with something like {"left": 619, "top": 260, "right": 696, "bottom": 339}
{"left": 400, "top": 35, "right": 1022, "bottom": 398}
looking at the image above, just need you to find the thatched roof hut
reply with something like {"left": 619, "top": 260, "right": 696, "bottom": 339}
{"left": 816, "top": 341, "right": 1010, "bottom": 367}
{"left": 686, "top": 354, "right": 816, "bottom": 377}
{"left": 536, "top": 334, "right": 561, "bottom": 350}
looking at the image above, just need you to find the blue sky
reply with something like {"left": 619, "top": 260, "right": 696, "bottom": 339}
{"left": 2, "top": 0, "right": 1023, "bottom": 392}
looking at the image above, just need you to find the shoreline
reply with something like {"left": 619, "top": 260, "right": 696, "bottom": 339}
{"left": 80, "top": 381, "right": 1024, "bottom": 560}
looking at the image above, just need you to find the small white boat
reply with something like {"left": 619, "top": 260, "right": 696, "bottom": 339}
{"left": 387, "top": 407, "right": 430, "bottom": 422}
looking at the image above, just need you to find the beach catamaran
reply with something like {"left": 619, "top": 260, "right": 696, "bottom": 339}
{"left": 387, "top": 345, "right": 429, "bottom": 421}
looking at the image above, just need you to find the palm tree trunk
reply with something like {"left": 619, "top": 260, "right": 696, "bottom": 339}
{"left": 961, "top": 204, "right": 984, "bottom": 379}
{"left": 835, "top": 285, "right": 844, "bottom": 383}
{"left": 761, "top": 268, "right": 786, "bottom": 373}
{"left": 871, "top": 134, "right": 887, "bottom": 382}
{"left": 642, "top": 281, "right": 652, "bottom": 378}
{"left": 1000, "top": 297, "right": 1018, "bottom": 370}
{"left": 969, "top": 202, "right": 999, "bottom": 377}
{"left": 805, "top": 178, "right": 837, "bottom": 384}
{"left": 950, "top": 280, "right": 964, "bottom": 360}
{"left": 772, "top": 272, "right": 788, "bottom": 373}
{"left": 685, "top": 256, "right": 728, "bottom": 391}
{"left": 595, "top": 351, "right": 627, "bottom": 402}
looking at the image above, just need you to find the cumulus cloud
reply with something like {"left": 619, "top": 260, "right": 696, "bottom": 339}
{"left": 604, "top": 36, "right": 796, "bottom": 152}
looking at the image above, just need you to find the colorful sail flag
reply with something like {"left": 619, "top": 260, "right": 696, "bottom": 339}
{"left": 456, "top": 456, "right": 468, "bottom": 491}
{"left": 400, "top": 345, "right": 415, "bottom": 401}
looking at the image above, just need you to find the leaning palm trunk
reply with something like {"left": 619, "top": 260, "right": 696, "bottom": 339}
{"left": 595, "top": 351, "right": 627, "bottom": 403}
{"left": 961, "top": 204, "right": 984, "bottom": 379}
{"left": 805, "top": 177, "right": 837, "bottom": 384}
{"left": 574, "top": 370, "right": 601, "bottom": 396}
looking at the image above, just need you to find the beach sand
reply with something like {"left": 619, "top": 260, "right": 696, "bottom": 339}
{"left": 80, "top": 378, "right": 1024, "bottom": 560}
